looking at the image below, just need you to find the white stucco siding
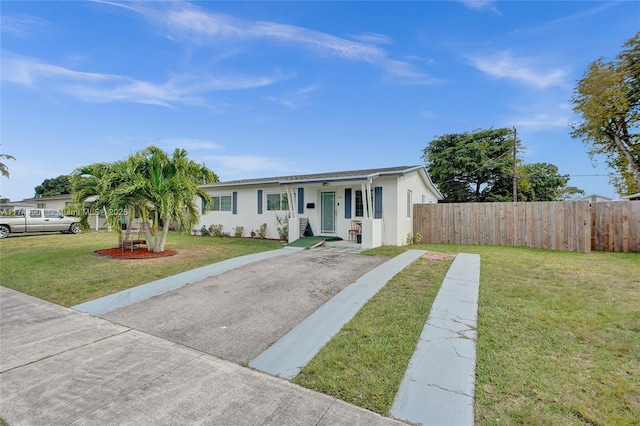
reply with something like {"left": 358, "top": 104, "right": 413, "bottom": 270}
{"left": 395, "top": 171, "right": 439, "bottom": 245}
{"left": 199, "top": 185, "right": 292, "bottom": 239}
{"left": 195, "top": 167, "right": 441, "bottom": 246}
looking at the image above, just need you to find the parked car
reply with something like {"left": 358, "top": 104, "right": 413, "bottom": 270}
{"left": 0, "top": 208, "right": 82, "bottom": 239}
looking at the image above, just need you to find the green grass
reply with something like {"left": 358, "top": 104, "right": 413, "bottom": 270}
{"left": 1, "top": 233, "right": 637, "bottom": 424}
{"left": 422, "top": 244, "right": 640, "bottom": 425}
{"left": 293, "top": 251, "right": 452, "bottom": 414}
{"left": 0, "top": 232, "right": 282, "bottom": 307}
{"left": 295, "top": 243, "right": 639, "bottom": 424}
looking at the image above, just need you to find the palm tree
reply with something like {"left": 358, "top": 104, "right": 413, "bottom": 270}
{"left": 137, "top": 146, "right": 217, "bottom": 252}
{"left": 73, "top": 146, "right": 218, "bottom": 253}
{"left": 0, "top": 153, "right": 16, "bottom": 178}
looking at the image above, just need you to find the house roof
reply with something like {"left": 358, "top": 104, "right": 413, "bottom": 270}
{"left": 576, "top": 193, "right": 614, "bottom": 202}
{"left": 621, "top": 192, "right": 640, "bottom": 200}
{"left": 202, "top": 165, "right": 424, "bottom": 187}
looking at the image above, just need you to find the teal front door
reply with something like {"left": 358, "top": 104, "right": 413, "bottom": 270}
{"left": 321, "top": 191, "right": 335, "bottom": 234}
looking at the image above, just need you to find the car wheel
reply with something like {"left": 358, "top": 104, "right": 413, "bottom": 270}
{"left": 0, "top": 225, "right": 9, "bottom": 239}
{"left": 69, "top": 223, "right": 82, "bottom": 234}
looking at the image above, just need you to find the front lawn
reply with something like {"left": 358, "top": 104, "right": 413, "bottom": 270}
{"left": 0, "top": 231, "right": 282, "bottom": 307}
{"left": 296, "top": 244, "right": 639, "bottom": 424}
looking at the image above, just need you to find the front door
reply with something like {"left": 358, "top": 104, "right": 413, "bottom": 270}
{"left": 321, "top": 191, "right": 335, "bottom": 234}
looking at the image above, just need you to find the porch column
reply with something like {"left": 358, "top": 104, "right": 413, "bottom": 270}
{"left": 361, "top": 217, "right": 382, "bottom": 249}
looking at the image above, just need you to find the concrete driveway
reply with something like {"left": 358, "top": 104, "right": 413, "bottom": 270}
{"left": 101, "top": 250, "right": 388, "bottom": 364}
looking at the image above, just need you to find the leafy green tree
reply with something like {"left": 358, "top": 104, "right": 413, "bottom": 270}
{"left": 35, "top": 175, "right": 73, "bottom": 197}
{"left": 422, "top": 127, "right": 520, "bottom": 202}
{"left": 73, "top": 146, "right": 218, "bottom": 252}
{"left": 518, "top": 163, "right": 583, "bottom": 201}
{"left": 0, "top": 153, "right": 16, "bottom": 178}
{"left": 571, "top": 32, "right": 640, "bottom": 196}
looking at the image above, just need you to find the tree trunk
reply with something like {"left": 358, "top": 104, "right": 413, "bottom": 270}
{"left": 157, "top": 217, "right": 171, "bottom": 253}
{"left": 143, "top": 222, "right": 154, "bottom": 252}
{"left": 612, "top": 131, "right": 640, "bottom": 190}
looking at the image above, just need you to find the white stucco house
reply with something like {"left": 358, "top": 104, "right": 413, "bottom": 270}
{"left": 197, "top": 165, "right": 443, "bottom": 249}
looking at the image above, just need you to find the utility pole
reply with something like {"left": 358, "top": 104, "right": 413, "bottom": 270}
{"left": 513, "top": 127, "right": 517, "bottom": 202}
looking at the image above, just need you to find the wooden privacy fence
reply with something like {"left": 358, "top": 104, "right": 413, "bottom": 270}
{"left": 414, "top": 201, "right": 640, "bottom": 253}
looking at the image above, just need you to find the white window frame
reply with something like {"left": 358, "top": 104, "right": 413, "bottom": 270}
{"left": 266, "top": 192, "right": 289, "bottom": 211}
{"left": 210, "top": 194, "right": 232, "bottom": 212}
{"left": 354, "top": 189, "right": 374, "bottom": 218}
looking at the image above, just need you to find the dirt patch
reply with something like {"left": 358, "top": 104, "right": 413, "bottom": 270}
{"left": 94, "top": 247, "right": 177, "bottom": 260}
{"left": 422, "top": 251, "right": 457, "bottom": 262}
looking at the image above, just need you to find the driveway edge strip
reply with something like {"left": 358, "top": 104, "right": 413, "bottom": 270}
{"left": 249, "top": 249, "right": 427, "bottom": 379}
{"left": 390, "top": 252, "right": 481, "bottom": 426}
{"left": 71, "top": 248, "right": 297, "bottom": 316}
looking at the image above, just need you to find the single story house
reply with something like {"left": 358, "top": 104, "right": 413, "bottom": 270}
{"left": 197, "top": 165, "right": 443, "bottom": 248}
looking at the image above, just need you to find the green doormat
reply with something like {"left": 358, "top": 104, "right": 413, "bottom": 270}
{"left": 287, "top": 237, "right": 340, "bottom": 248}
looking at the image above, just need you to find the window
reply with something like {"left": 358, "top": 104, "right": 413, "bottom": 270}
{"left": 29, "top": 210, "right": 42, "bottom": 218}
{"left": 354, "top": 190, "right": 373, "bottom": 217}
{"left": 45, "top": 210, "right": 61, "bottom": 218}
{"left": 37, "top": 203, "right": 46, "bottom": 209}
{"left": 266, "top": 192, "right": 288, "bottom": 211}
{"left": 210, "top": 195, "right": 232, "bottom": 212}
{"left": 407, "top": 190, "right": 413, "bottom": 218}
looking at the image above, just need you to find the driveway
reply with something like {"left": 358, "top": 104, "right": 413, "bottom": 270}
{"left": 101, "top": 250, "right": 388, "bottom": 364}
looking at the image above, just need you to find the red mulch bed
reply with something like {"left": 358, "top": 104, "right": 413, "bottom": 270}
{"left": 94, "top": 247, "right": 177, "bottom": 260}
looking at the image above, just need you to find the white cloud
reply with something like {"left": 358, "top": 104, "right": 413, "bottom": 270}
{"left": 201, "top": 154, "right": 300, "bottom": 180}
{"left": 0, "top": 15, "right": 49, "bottom": 37}
{"left": 156, "top": 138, "right": 222, "bottom": 152}
{"left": 511, "top": 113, "right": 571, "bottom": 130}
{"left": 468, "top": 50, "right": 568, "bottom": 89}
{"left": 458, "top": 0, "right": 501, "bottom": 14}
{"left": 100, "top": 1, "right": 438, "bottom": 86}
{"left": 349, "top": 32, "right": 393, "bottom": 46}
{"left": 1, "top": 52, "right": 288, "bottom": 106}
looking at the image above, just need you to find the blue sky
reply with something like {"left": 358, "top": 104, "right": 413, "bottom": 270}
{"left": 1, "top": 1, "right": 638, "bottom": 201}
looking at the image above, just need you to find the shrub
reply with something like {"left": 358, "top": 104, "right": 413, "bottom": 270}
{"left": 406, "top": 232, "right": 422, "bottom": 245}
{"left": 275, "top": 212, "right": 290, "bottom": 241}
{"left": 257, "top": 223, "right": 267, "bottom": 239}
{"left": 234, "top": 226, "right": 244, "bottom": 238}
{"left": 200, "top": 225, "right": 208, "bottom": 236}
{"left": 208, "top": 224, "right": 225, "bottom": 237}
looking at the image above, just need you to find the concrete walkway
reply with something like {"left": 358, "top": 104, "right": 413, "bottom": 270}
{"left": 390, "top": 253, "right": 481, "bottom": 426}
{"left": 72, "top": 248, "right": 297, "bottom": 315}
{"left": 250, "top": 250, "right": 427, "bottom": 379}
{"left": 0, "top": 286, "right": 403, "bottom": 426}
{"left": 2, "top": 249, "right": 482, "bottom": 425}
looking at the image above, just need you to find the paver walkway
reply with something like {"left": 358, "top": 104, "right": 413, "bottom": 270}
{"left": 390, "top": 253, "right": 481, "bottom": 426}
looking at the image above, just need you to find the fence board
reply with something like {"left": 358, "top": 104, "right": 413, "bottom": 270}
{"left": 414, "top": 201, "right": 638, "bottom": 253}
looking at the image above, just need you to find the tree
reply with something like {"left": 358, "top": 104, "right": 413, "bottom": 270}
{"left": 73, "top": 146, "right": 218, "bottom": 253}
{"left": 571, "top": 32, "right": 640, "bottom": 196}
{"left": 35, "top": 175, "right": 73, "bottom": 197}
{"left": 517, "top": 163, "right": 584, "bottom": 201}
{"left": 0, "top": 153, "right": 16, "bottom": 178}
{"left": 422, "top": 127, "right": 520, "bottom": 202}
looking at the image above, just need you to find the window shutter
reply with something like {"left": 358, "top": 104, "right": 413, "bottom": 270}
{"left": 298, "top": 188, "right": 304, "bottom": 214}
{"left": 257, "top": 190, "right": 263, "bottom": 214}
{"left": 345, "top": 188, "right": 352, "bottom": 218}
{"left": 232, "top": 192, "right": 238, "bottom": 215}
{"left": 374, "top": 187, "right": 383, "bottom": 219}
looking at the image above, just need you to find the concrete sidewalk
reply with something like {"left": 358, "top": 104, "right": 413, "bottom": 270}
{"left": 1, "top": 250, "right": 482, "bottom": 425}
{"left": 0, "top": 286, "right": 403, "bottom": 426}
